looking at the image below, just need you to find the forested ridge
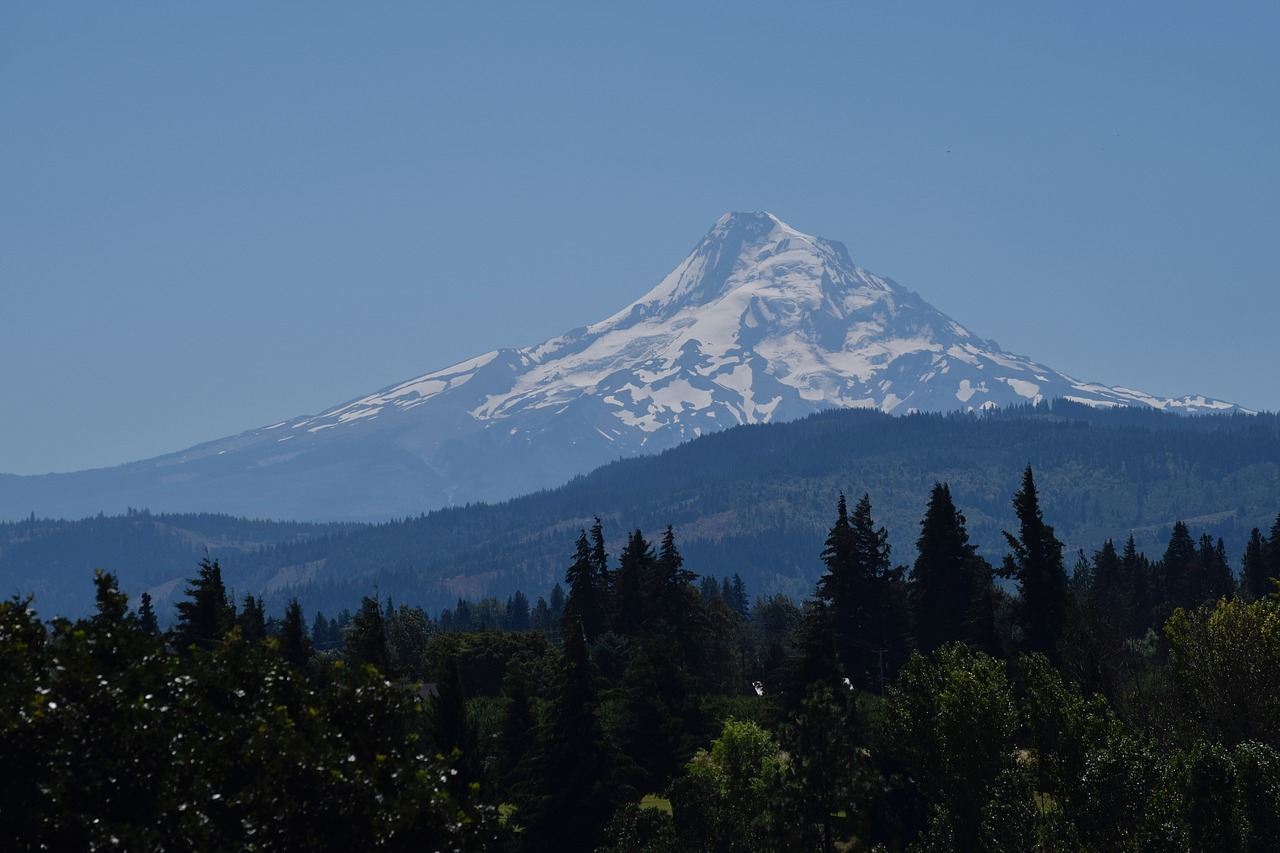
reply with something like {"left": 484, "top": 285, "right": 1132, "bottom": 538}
{"left": 4, "top": 400, "right": 1278, "bottom": 620}
{"left": 5, "top": 465, "right": 1280, "bottom": 851}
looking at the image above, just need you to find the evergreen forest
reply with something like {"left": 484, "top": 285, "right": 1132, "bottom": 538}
{"left": 5, "top": 400, "right": 1279, "bottom": 621}
{"left": 5, "top": 466, "right": 1280, "bottom": 850}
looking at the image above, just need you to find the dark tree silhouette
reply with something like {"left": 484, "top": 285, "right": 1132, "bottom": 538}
{"left": 1001, "top": 467, "right": 1067, "bottom": 661}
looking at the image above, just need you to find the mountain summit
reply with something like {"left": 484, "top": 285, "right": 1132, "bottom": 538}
{"left": 0, "top": 213, "right": 1244, "bottom": 521}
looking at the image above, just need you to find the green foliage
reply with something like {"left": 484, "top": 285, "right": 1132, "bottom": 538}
{"left": 278, "top": 596, "right": 314, "bottom": 670}
{"left": 1002, "top": 467, "right": 1068, "bottom": 661}
{"left": 1018, "top": 653, "right": 1163, "bottom": 851}
{"left": 817, "top": 493, "right": 908, "bottom": 691}
{"left": 11, "top": 450, "right": 1280, "bottom": 850}
{"left": 767, "top": 682, "right": 868, "bottom": 853}
{"left": 912, "top": 482, "right": 998, "bottom": 656}
{"left": 669, "top": 717, "right": 781, "bottom": 851}
{"left": 10, "top": 404, "right": 1279, "bottom": 622}
{"left": 1165, "top": 596, "right": 1280, "bottom": 748}
{"left": 344, "top": 595, "right": 390, "bottom": 672}
{"left": 0, "top": 591, "right": 499, "bottom": 850}
{"left": 887, "top": 644, "right": 1035, "bottom": 850}
{"left": 170, "top": 556, "right": 235, "bottom": 652}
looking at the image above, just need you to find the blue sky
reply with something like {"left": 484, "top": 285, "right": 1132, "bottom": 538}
{"left": 3, "top": 2, "right": 1277, "bottom": 475}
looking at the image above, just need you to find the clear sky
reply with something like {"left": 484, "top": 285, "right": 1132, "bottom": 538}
{"left": 3, "top": 2, "right": 1277, "bottom": 475}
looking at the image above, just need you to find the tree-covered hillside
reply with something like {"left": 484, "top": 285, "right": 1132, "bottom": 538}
{"left": 3, "top": 400, "right": 1277, "bottom": 618}
{"left": 8, "top": 478, "right": 1280, "bottom": 851}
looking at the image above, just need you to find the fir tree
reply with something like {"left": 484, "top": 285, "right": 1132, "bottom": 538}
{"left": 92, "top": 569, "right": 129, "bottom": 627}
{"left": 237, "top": 594, "right": 266, "bottom": 644}
{"left": 652, "top": 526, "right": 699, "bottom": 640}
{"left": 1197, "top": 534, "right": 1233, "bottom": 603}
{"left": 430, "top": 653, "right": 468, "bottom": 759}
{"left": 136, "top": 592, "right": 159, "bottom": 635}
{"left": 507, "top": 590, "right": 531, "bottom": 633}
{"left": 772, "top": 599, "right": 844, "bottom": 716}
{"left": 612, "top": 529, "right": 654, "bottom": 637}
{"left": 1091, "top": 539, "right": 1129, "bottom": 625}
{"left": 590, "top": 518, "right": 611, "bottom": 623}
{"left": 728, "top": 574, "right": 749, "bottom": 617}
{"left": 1264, "top": 513, "right": 1280, "bottom": 597}
{"left": 816, "top": 492, "right": 905, "bottom": 689}
{"left": 523, "top": 618, "right": 623, "bottom": 851}
{"left": 1161, "top": 521, "right": 1200, "bottom": 613}
{"left": 171, "top": 556, "right": 234, "bottom": 652}
{"left": 278, "top": 597, "right": 313, "bottom": 670}
{"left": 345, "top": 595, "right": 390, "bottom": 672}
{"left": 563, "top": 530, "right": 603, "bottom": 641}
{"left": 913, "top": 483, "right": 993, "bottom": 655}
{"left": 1241, "top": 528, "right": 1269, "bottom": 601}
{"left": 549, "top": 582, "right": 566, "bottom": 625}
{"left": 1001, "top": 467, "right": 1067, "bottom": 661}
{"left": 1121, "top": 535, "right": 1155, "bottom": 636}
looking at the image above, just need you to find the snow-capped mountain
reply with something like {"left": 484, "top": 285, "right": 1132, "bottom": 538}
{"left": 0, "top": 213, "right": 1244, "bottom": 521}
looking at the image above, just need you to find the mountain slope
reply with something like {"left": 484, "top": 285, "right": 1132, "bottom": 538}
{"left": 0, "top": 213, "right": 1244, "bottom": 521}
{"left": 7, "top": 402, "right": 1278, "bottom": 619}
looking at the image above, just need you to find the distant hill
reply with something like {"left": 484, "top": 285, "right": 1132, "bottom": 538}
{"left": 5, "top": 400, "right": 1276, "bottom": 620}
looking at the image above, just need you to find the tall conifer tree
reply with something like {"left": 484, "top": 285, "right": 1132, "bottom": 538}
{"left": 346, "top": 595, "right": 390, "bottom": 672}
{"left": 1241, "top": 528, "right": 1269, "bottom": 601}
{"left": 816, "top": 493, "right": 904, "bottom": 689}
{"left": 172, "top": 556, "right": 234, "bottom": 652}
{"left": 279, "top": 597, "right": 313, "bottom": 670}
{"left": 1161, "top": 521, "right": 1200, "bottom": 614}
{"left": 524, "top": 617, "right": 620, "bottom": 851}
{"left": 1264, "top": 514, "right": 1280, "bottom": 597}
{"left": 913, "top": 483, "right": 993, "bottom": 655}
{"left": 563, "top": 530, "right": 602, "bottom": 641}
{"left": 1001, "top": 467, "right": 1067, "bottom": 661}
{"left": 612, "top": 529, "right": 655, "bottom": 636}
{"left": 1197, "top": 534, "right": 1234, "bottom": 603}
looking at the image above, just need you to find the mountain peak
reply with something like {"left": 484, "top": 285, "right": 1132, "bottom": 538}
{"left": 0, "top": 212, "right": 1247, "bottom": 522}
{"left": 706, "top": 211, "right": 812, "bottom": 257}
{"left": 621, "top": 212, "right": 838, "bottom": 319}
{"left": 709, "top": 210, "right": 791, "bottom": 239}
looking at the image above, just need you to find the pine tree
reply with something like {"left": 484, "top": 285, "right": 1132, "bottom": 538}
{"left": 590, "top": 518, "right": 611, "bottom": 624}
{"left": 1197, "top": 534, "right": 1233, "bottom": 603}
{"left": 237, "top": 594, "right": 266, "bottom": 643}
{"left": 523, "top": 617, "right": 622, "bottom": 851}
{"left": 92, "top": 569, "right": 130, "bottom": 627}
{"left": 279, "top": 597, "right": 313, "bottom": 670}
{"left": 816, "top": 492, "right": 904, "bottom": 689}
{"left": 507, "top": 590, "right": 531, "bottom": 632}
{"left": 1161, "top": 521, "right": 1200, "bottom": 614}
{"left": 1264, "top": 514, "right": 1280, "bottom": 597}
{"left": 563, "top": 530, "right": 602, "bottom": 641}
{"left": 913, "top": 483, "right": 993, "bottom": 655}
{"left": 913, "top": 484, "right": 967, "bottom": 652}
{"left": 612, "top": 529, "right": 654, "bottom": 637}
{"left": 137, "top": 592, "right": 160, "bottom": 635}
{"left": 728, "top": 574, "right": 748, "bottom": 617}
{"left": 346, "top": 595, "right": 390, "bottom": 672}
{"left": 171, "top": 556, "right": 234, "bottom": 652}
{"left": 1091, "top": 539, "right": 1128, "bottom": 623}
{"left": 1241, "top": 528, "right": 1269, "bottom": 601}
{"left": 1120, "top": 535, "right": 1155, "bottom": 636}
{"left": 1001, "top": 467, "right": 1067, "bottom": 661}
{"left": 495, "top": 668, "right": 537, "bottom": 799}
{"left": 773, "top": 599, "right": 844, "bottom": 716}
{"left": 430, "top": 653, "right": 468, "bottom": 758}
{"left": 311, "top": 612, "right": 332, "bottom": 648}
{"left": 652, "top": 526, "right": 699, "bottom": 638}
{"left": 549, "top": 582, "right": 566, "bottom": 624}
